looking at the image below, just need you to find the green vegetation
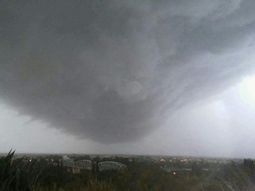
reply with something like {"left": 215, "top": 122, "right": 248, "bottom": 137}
{"left": 0, "top": 150, "right": 35, "bottom": 191}
{"left": 1, "top": 152, "right": 255, "bottom": 191}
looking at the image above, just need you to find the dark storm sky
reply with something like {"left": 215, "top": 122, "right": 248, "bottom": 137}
{"left": 1, "top": 0, "right": 255, "bottom": 156}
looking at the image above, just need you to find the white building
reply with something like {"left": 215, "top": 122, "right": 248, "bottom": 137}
{"left": 98, "top": 161, "right": 127, "bottom": 172}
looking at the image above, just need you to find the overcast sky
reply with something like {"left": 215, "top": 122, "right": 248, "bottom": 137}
{"left": 1, "top": 0, "right": 255, "bottom": 157}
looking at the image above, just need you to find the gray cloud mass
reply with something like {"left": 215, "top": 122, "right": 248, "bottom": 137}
{"left": 1, "top": 0, "right": 255, "bottom": 143}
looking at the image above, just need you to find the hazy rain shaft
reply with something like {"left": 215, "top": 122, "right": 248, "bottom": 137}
{"left": 1, "top": 0, "right": 255, "bottom": 143}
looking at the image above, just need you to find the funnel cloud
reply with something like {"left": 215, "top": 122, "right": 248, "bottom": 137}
{"left": 1, "top": 0, "right": 255, "bottom": 143}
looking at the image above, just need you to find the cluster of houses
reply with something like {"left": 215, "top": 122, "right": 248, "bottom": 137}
{"left": 15, "top": 154, "right": 244, "bottom": 176}
{"left": 62, "top": 155, "right": 127, "bottom": 174}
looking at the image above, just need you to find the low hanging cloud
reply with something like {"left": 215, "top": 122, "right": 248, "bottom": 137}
{"left": 1, "top": 0, "right": 255, "bottom": 143}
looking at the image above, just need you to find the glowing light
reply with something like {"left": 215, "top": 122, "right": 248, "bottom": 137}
{"left": 239, "top": 75, "right": 255, "bottom": 108}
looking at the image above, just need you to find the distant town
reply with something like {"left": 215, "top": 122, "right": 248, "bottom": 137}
{"left": 12, "top": 153, "right": 245, "bottom": 175}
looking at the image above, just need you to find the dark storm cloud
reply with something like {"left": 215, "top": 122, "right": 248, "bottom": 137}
{"left": 1, "top": 0, "right": 255, "bottom": 143}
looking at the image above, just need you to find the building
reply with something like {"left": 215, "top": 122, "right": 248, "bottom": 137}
{"left": 62, "top": 156, "right": 93, "bottom": 174}
{"left": 98, "top": 161, "right": 127, "bottom": 172}
{"left": 76, "top": 160, "right": 93, "bottom": 170}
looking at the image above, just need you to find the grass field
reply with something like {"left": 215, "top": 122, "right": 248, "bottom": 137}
{"left": 1, "top": 151, "right": 255, "bottom": 191}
